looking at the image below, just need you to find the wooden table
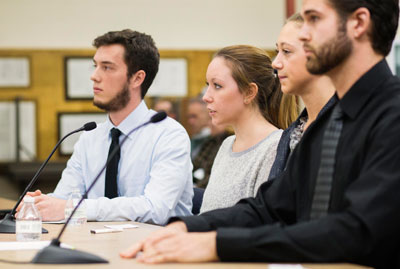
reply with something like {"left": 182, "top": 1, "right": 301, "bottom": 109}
{"left": 0, "top": 197, "right": 371, "bottom": 269}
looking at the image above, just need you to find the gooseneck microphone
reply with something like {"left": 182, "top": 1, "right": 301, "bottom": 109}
{"left": 0, "top": 122, "right": 97, "bottom": 234}
{"left": 31, "top": 112, "right": 167, "bottom": 264}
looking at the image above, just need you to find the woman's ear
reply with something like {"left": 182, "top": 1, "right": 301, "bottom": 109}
{"left": 244, "top": 82, "right": 258, "bottom": 105}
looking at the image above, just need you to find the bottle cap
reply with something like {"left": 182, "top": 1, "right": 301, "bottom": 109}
{"left": 23, "top": 196, "right": 35, "bottom": 203}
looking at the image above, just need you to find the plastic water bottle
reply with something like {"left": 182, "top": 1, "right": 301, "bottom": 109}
{"left": 16, "top": 196, "right": 42, "bottom": 241}
{"left": 64, "top": 189, "right": 87, "bottom": 225}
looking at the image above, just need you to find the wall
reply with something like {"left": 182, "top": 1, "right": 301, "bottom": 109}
{"left": 0, "top": 1, "right": 286, "bottom": 162}
{"left": 0, "top": 0, "right": 286, "bottom": 50}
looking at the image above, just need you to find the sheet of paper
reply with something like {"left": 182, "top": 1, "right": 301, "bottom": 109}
{"left": 269, "top": 265, "right": 304, "bottom": 269}
{"left": 0, "top": 241, "right": 72, "bottom": 251}
{"left": 42, "top": 219, "right": 66, "bottom": 224}
{"left": 104, "top": 224, "right": 138, "bottom": 229}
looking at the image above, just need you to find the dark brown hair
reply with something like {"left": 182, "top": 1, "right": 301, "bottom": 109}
{"left": 327, "top": 0, "right": 399, "bottom": 56}
{"left": 93, "top": 29, "right": 160, "bottom": 98}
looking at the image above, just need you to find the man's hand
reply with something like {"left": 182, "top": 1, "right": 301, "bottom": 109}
{"left": 120, "top": 221, "right": 219, "bottom": 263}
{"left": 120, "top": 221, "right": 188, "bottom": 259}
{"left": 139, "top": 231, "right": 218, "bottom": 263}
{"left": 16, "top": 190, "right": 66, "bottom": 221}
{"left": 16, "top": 189, "right": 42, "bottom": 213}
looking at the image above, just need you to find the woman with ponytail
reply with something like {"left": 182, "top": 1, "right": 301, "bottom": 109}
{"left": 200, "top": 45, "right": 298, "bottom": 213}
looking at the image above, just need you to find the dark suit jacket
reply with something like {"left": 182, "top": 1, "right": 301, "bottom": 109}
{"left": 175, "top": 60, "right": 400, "bottom": 269}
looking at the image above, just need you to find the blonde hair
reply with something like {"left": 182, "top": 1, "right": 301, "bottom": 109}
{"left": 286, "top": 12, "right": 304, "bottom": 25}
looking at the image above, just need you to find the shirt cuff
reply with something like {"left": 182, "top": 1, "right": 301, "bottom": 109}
{"left": 84, "top": 199, "right": 97, "bottom": 221}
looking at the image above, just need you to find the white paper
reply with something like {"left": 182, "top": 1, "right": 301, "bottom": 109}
{"left": 90, "top": 228, "right": 123, "bottom": 234}
{"left": 104, "top": 224, "right": 138, "bottom": 229}
{"left": 42, "top": 219, "right": 66, "bottom": 224}
{"left": 268, "top": 265, "right": 304, "bottom": 269}
{"left": 0, "top": 241, "right": 72, "bottom": 251}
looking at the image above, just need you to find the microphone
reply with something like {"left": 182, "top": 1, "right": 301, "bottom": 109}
{"left": 149, "top": 111, "right": 167, "bottom": 123}
{"left": 0, "top": 122, "right": 97, "bottom": 234}
{"left": 78, "top": 122, "right": 97, "bottom": 132}
{"left": 31, "top": 112, "right": 167, "bottom": 264}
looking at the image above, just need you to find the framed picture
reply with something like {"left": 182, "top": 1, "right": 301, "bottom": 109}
{"left": 58, "top": 112, "right": 107, "bottom": 155}
{"left": 0, "top": 57, "right": 30, "bottom": 88}
{"left": 0, "top": 100, "right": 36, "bottom": 162}
{"left": 147, "top": 58, "right": 188, "bottom": 97}
{"left": 387, "top": 39, "right": 400, "bottom": 77}
{"left": 64, "top": 57, "right": 94, "bottom": 100}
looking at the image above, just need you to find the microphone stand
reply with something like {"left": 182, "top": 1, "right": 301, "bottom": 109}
{"left": 0, "top": 122, "right": 97, "bottom": 234}
{"left": 31, "top": 112, "right": 166, "bottom": 264}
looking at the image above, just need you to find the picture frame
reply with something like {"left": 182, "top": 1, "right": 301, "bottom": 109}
{"left": 387, "top": 39, "right": 400, "bottom": 77}
{"left": 0, "top": 57, "right": 30, "bottom": 88}
{"left": 0, "top": 100, "right": 36, "bottom": 162}
{"left": 147, "top": 58, "right": 188, "bottom": 97}
{"left": 64, "top": 57, "right": 94, "bottom": 100}
{"left": 58, "top": 112, "right": 107, "bottom": 155}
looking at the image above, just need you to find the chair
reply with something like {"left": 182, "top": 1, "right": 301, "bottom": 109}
{"left": 192, "top": 187, "right": 205, "bottom": 215}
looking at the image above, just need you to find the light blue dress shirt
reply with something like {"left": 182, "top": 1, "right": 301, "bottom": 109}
{"left": 50, "top": 101, "right": 193, "bottom": 225}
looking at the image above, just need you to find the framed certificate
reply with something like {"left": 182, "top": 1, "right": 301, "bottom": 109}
{"left": 58, "top": 112, "right": 107, "bottom": 155}
{"left": 147, "top": 58, "right": 188, "bottom": 97}
{"left": 64, "top": 57, "right": 94, "bottom": 100}
{"left": 0, "top": 100, "right": 36, "bottom": 161}
{"left": 0, "top": 57, "right": 30, "bottom": 88}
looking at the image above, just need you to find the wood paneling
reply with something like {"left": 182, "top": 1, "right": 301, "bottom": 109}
{"left": 0, "top": 49, "right": 214, "bottom": 161}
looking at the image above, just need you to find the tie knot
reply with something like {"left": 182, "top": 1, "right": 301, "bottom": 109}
{"left": 110, "top": 128, "right": 121, "bottom": 141}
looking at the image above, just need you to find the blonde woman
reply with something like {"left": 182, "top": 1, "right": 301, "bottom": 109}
{"left": 269, "top": 13, "right": 335, "bottom": 180}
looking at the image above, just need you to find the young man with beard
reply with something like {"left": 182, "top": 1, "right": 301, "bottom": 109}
{"left": 120, "top": 1, "right": 400, "bottom": 268}
{"left": 21, "top": 30, "right": 193, "bottom": 225}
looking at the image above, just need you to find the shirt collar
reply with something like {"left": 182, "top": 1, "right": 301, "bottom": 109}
{"left": 340, "top": 59, "right": 393, "bottom": 120}
{"left": 105, "top": 100, "right": 150, "bottom": 139}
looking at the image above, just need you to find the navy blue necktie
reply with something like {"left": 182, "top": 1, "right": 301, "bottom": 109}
{"left": 105, "top": 128, "right": 121, "bottom": 199}
{"left": 310, "top": 104, "right": 343, "bottom": 219}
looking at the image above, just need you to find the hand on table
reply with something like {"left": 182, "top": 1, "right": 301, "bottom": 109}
{"left": 120, "top": 221, "right": 219, "bottom": 263}
{"left": 16, "top": 189, "right": 66, "bottom": 221}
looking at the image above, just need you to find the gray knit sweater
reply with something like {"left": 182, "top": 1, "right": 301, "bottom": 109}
{"left": 200, "top": 130, "right": 283, "bottom": 213}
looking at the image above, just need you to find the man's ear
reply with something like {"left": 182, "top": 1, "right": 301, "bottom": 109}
{"left": 348, "top": 7, "right": 371, "bottom": 39}
{"left": 129, "top": 70, "right": 146, "bottom": 89}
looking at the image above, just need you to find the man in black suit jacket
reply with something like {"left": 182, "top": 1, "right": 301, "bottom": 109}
{"left": 120, "top": 0, "right": 400, "bottom": 268}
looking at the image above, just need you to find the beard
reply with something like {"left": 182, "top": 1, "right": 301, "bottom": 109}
{"left": 93, "top": 82, "right": 131, "bottom": 112}
{"left": 305, "top": 21, "right": 353, "bottom": 75}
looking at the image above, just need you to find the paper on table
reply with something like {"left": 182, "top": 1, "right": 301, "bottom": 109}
{"left": 42, "top": 219, "right": 66, "bottom": 224}
{"left": 104, "top": 224, "right": 138, "bottom": 229}
{"left": 268, "top": 264, "right": 304, "bottom": 269}
{"left": 0, "top": 241, "right": 73, "bottom": 251}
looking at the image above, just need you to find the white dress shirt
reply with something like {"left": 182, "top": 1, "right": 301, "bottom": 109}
{"left": 50, "top": 101, "right": 193, "bottom": 225}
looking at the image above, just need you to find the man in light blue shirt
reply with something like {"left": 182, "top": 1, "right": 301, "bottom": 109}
{"left": 24, "top": 29, "right": 193, "bottom": 225}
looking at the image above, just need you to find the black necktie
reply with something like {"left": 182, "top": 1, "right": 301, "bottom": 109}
{"left": 105, "top": 128, "right": 121, "bottom": 199}
{"left": 310, "top": 104, "right": 343, "bottom": 219}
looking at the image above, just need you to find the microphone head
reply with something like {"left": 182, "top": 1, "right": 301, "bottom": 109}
{"left": 83, "top": 122, "right": 97, "bottom": 131}
{"left": 150, "top": 111, "right": 167, "bottom": 123}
